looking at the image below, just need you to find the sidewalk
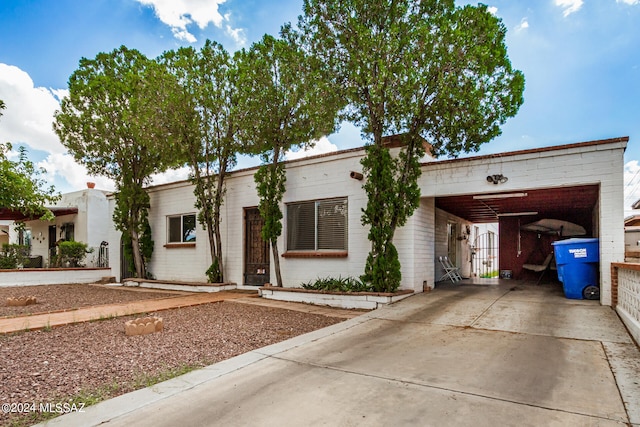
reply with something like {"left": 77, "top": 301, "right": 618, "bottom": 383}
{"left": 0, "top": 291, "right": 363, "bottom": 334}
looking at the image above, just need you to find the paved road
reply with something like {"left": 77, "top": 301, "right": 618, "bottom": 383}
{"left": 41, "top": 283, "right": 640, "bottom": 426}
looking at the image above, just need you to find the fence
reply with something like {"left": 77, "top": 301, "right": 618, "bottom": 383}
{"left": 612, "top": 262, "right": 640, "bottom": 345}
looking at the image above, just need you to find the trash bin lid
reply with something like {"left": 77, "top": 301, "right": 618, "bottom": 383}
{"left": 552, "top": 237, "right": 599, "bottom": 246}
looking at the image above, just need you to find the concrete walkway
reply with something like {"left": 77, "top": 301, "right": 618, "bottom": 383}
{"left": 41, "top": 283, "right": 640, "bottom": 426}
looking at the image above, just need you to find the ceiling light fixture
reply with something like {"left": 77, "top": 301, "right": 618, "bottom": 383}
{"left": 487, "top": 174, "right": 508, "bottom": 184}
{"left": 496, "top": 211, "right": 538, "bottom": 217}
{"left": 473, "top": 192, "right": 528, "bottom": 200}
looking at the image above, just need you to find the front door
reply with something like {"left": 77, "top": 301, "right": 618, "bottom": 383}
{"left": 48, "top": 225, "right": 57, "bottom": 265}
{"left": 244, "top": 207, "right": 270, "bottom": 286}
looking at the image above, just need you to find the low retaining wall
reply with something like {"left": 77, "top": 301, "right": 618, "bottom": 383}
{"left": 612, "top": 262, "right": 640, "bottom": 345}
{"left": 123, "top": 278, "right": 237, "bottom": 293}
{"left": 0, "top": 268, "right": 113, "bottom": 287}
{"left": 259, "top": 286, "right": 414, "bottom": 309}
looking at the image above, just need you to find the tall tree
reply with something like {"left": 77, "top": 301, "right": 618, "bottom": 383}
{"left": 160, "top": 40, "right": 245, "bottom": 282}
{"left": 236, "top": 31, "right": 344, "bottom": 286}
{"left": 0, "top": 101, "right": 58, "bottom": 221}
{"left": 54, "top": 46, "right": 185, "bottom": 279}
{"left": 299, "top": 0, "right": 525, "bottom": 291}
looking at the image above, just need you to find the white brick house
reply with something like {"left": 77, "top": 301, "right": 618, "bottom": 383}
{"left": 107, "top": 136, "right": 628, "bottom": 306}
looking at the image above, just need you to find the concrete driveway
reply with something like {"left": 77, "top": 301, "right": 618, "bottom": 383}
{"left": 42, "top": 282, "right": 640, "bottom": 426}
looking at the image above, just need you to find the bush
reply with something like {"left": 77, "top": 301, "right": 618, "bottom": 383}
{"left": 206, "top": 259, "right": 221, "bottom": 283}
{"left": 301, "top": 276, "right": 374, "bottom": 293}
{"left": 0, "top": 244, "right": 29, "bottom": 269}
{"left": 55, "top": 241, "right": 92, "bottom": 267}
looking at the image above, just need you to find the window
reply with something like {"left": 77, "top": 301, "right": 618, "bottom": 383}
{"left": 168, "top": 214, "right": 196, "bottom": 243}
{"left": 60, "top": 223, "right": 74, "bottom": 241}
{"left": 287, "top": 198, "right": 347, "bottom": 251}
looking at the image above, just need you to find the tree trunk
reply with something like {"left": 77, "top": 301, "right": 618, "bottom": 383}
{"left": 213, "top": 163, "right": 227, "bottom": 282}
{"left": 271, "top": 238, "right": 283, "bottom": 287}
{"left": 130, "top": 228, "right": 145, "bottom": 279}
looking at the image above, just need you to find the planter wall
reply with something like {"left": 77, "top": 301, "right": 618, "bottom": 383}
{"left": 259, "top": 286, "right": 414, "bottom": 309}
{"left": 0, "top": 268, "right": 112, "bottom": 287}
{"left": 123, "top": 278, "right": 237, "bottom": 293}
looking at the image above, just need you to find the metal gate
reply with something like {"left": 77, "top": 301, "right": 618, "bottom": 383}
{"left": 471, "top": 232, "right": 499, "bottom": 278}
{"left": 244, "top": 208, "right": 270, "bottom": 286}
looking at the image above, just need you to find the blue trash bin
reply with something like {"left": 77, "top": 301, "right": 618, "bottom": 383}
{"left": 551, "top": 238, "right": 599, "bottom": 299}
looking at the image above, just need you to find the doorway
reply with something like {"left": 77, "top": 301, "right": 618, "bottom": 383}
{"left": 244, "top": 207, "right": 270, "bottom": 286}
{"left": 472, "top": 231, "right": 499, "bottom": 278}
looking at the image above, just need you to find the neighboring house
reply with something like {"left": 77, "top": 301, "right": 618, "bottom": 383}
{"left": 0, "top": 220, "right": 12, "bottom": 247}
{"left": 107, "top": 136, "right": 628, "bottom": 306}
{"left": 624, "top": 213, "right": 640, "bottom": 261}
{"left": 1, "top": 186, "right": 110, "bottom": 267}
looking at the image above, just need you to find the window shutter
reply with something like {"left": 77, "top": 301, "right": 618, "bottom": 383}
{"left": 287, "top": 203, "right": 315, "bottom": 250}
{"left": 168, "top": 217, "right": 181, "bottom": 243}
{"left": 317, "top": 199, "right": 347, "bottom": 250}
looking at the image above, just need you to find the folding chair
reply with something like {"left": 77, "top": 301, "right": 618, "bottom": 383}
{"left": 522, "top": 252, "right": 554, "bottom": 285}
{"left": 438, "top": 256, "right": 462, "bottom": 283}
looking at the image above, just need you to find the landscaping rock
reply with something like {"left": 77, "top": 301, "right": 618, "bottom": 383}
{"left": 6, "top": 296, "right": 37, "bottom": 306}
{"left": 124, "top": 316, "right": 164, "bottom": 336}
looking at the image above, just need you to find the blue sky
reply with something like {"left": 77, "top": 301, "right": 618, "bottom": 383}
{"left": 0, "top": 0, "right": 639, "bottom": 211}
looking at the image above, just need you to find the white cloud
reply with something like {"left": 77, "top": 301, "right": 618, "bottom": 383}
{"left": 624, "top": 160, "right": 640, "bottom": 212}
{"left": 149, "top": 166, "right": 191, "bottom": 186}
{"left": 487, "top": 6, "right": 498, "bottom": 15}
{"left": 617, "top": 0, "right": 640, "bottom": 5}
{"left": 135, "top": 0, "right": 245, "bottom": 45}
{"left": 38, "top": 153, "right": 116, "bottom": 192}
{"left": 515, "top": 17, "right": 529, "bottom": 31}
{"left": 285, "top": 137, "right": 339, "bottom": 161}
{"left": 0, "top": 64, "right": 65, "bottom": 154}
{"left": 225, "top": 24, "right": 246, "bottom": 46}
{"left": 554, "top": 0, "right": 584, "bottom": 17}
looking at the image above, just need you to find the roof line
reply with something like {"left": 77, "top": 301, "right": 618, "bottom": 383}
{"left": 144, "top": 136, "right": 629, "bottom": 192}
{"left": 424, "top": 136, "right": 629, "bottom": 167}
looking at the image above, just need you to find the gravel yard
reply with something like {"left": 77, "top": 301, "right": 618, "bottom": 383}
{"left": 0, "top": 284, "right": 178, "bottom": 317}
{"left": 0, "top": 285, "right": 347, "bottom": 426}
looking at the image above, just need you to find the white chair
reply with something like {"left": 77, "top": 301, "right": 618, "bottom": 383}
{"left": 438, "top": 256, "right": 462, "bottom": 283}
{"left": 522, "top": 252, "right": 554, "bottom": 285}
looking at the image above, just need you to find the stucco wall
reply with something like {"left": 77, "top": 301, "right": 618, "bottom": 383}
{"left": 142, "top": 150, "right": 373, "bottom": 287}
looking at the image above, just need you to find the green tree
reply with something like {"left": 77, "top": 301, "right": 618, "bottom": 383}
{"left": 299, "top": 0, "right": 524, "bottom": 291}
{"left": 161, "top": 40, "right": 245, "bottom": 283}
{"left": 236, "top": 31, "right": 344, "bottom": 286}
{"left": 53, "top": 46, "right": 186, "bottom": 279}
{"left": 0, "top": 101, "right": 58, "bottom": 220}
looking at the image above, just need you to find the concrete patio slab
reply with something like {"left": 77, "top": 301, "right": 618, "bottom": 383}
{"left": 472, "top": 299, "right": 633, "bottom": 343}
{"left": 275, "top": 319, "right": 627, "bottom": 422}
{"left": 93, "top": 357, "right": 625, "bottom": 427}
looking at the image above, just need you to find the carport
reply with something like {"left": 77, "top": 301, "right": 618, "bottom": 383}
{"left": 417, "top": 136, "right": 627, "bottom": 305}
{"left": 435, "top": 184, "right": 599, "bottom": 281}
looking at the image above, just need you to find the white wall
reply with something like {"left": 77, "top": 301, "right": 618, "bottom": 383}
{"left": 433, "top": 208, "right": 473, "bottom": 282}
{"left": 142, "top": 150, "right": 372, "bottom": 286}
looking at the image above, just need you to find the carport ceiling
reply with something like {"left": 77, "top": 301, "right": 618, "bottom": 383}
{"left": 435, "top": 185, "right": 599, "bottom": 224}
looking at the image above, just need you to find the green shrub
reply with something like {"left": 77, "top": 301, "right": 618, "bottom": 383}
{"left": 206, "top": 259, "right": 221, "bottom": 283}
{"left": 56, "top": 241, "right": 93, "bottom": 267}
{"left": 301, "top": 276, "right": 374, "bottom": 293}
{"left": 0, "top": 244, "right": 29, "bottom": 269}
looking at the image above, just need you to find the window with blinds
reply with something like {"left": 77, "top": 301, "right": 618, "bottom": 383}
{"left": 287, "top": 198, "right": 347, "bottom": 251}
